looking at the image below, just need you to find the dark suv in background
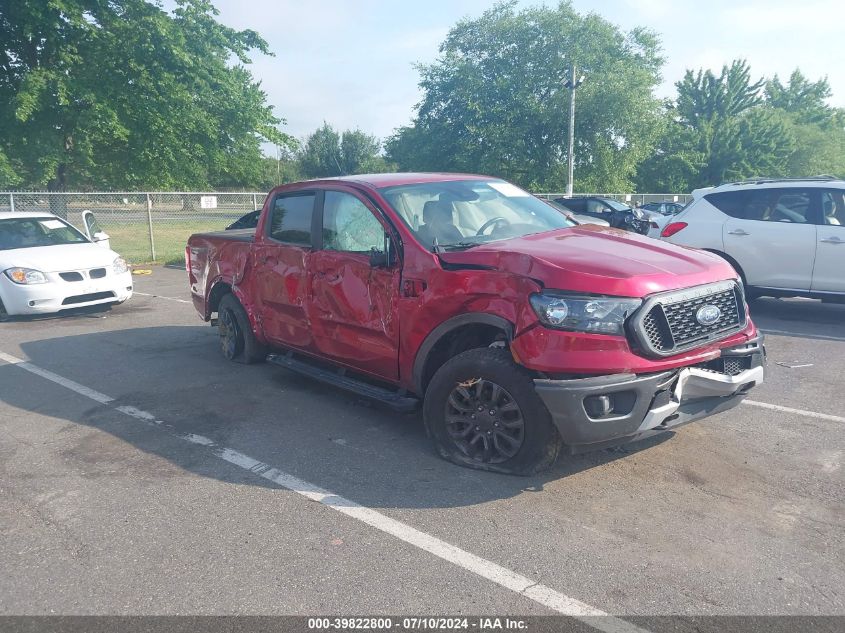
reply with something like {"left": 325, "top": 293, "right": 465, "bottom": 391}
{"left": 553, "top": 196, "right": 650, "bottom": 234}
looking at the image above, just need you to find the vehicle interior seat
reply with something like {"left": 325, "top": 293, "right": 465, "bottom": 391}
{"left": 824, "top": 200, "right": 841, "bottom": 225}
{"left": 416, "top": 200, "right": 464, "bottom": 246}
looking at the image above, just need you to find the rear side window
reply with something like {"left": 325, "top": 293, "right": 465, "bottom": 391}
{"left": 705, "top": 189, "right": 813, "bottom": 223}
{"left": 269, "top": 193, "right": 315, "bottom": 244}
{"left": 820, "top": 190, "right": 845, "bottom": 226}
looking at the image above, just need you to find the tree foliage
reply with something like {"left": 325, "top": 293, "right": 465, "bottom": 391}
{"left": 386, "top": 1, "right": 664, "bottom": 192}
{"left": 0, "top": 0, "right": 293, "bottom": 190}
{"left": 637, "top": 62, "right": 844, "bottom": 191}
{"left": 298, "top": 122, "right": 391, "bottom": 178}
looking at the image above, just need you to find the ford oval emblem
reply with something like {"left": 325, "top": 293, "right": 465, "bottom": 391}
{"left": 696, "top": 304, "right": 722, "bottom": 326}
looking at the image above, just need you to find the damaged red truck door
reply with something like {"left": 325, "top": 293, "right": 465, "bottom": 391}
{"left": 306, "top": 188, "right": 401, "bottom": 379}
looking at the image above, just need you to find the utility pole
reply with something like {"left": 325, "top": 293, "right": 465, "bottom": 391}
{"left": 564, "top": 64, "right": 585, "bottom": 197}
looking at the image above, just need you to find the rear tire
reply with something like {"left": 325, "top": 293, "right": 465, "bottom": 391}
{"left": 218, "top": 294, "right": 266, "bottom": 364}
{"left": 423, "top": 348, "right": 561, "bottom": 475}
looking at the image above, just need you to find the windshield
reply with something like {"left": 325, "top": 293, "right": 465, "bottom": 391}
{"left": 0, "top": 217, "right": 89, "bottom": 251}
{"left": 379, "top": 180, "right": 574, "bottom": 249}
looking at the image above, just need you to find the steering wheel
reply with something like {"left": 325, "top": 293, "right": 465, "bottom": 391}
{"left": 476, "top": 217, "right": 510, "bottom": 236}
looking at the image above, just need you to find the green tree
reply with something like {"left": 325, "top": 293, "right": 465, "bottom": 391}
{"left": 766, "top": 70, "right": 835, "bottom": 126}
{"left": 385, "top": 1, "right": 664, "bottom": 192}
{"left": 298, "top": 123, "right": 391, "bottom": 178}
{"left": 765, "top": 71, "right": 845, "bottom": 178}
{"left": 0, "top": 0, "right": 293, "bottom": 190}
{"left": 637, "top": 60, "right": 794, "bottom": 191}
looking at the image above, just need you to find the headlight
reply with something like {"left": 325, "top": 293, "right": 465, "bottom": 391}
{"left": 113, "top": 257, "right": 129, "bottom": 274}
{"left": 529, "top": 293, "right": 642, "bottom": 335}
{"left": 4, "top": 267, "right": 48, "bottom": 285}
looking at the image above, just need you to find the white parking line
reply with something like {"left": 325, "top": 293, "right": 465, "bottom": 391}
{"left": 743, "top": 400, "right": 845, "bottom": 423}
{"left": 134, "top": 291, "right": 192, "bottom": 304}
{"left": 0, "top": 350, "right": 645, "bottom": 633}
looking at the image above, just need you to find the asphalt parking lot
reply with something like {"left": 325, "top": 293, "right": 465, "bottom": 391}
{"left": 1, "top": 266, "right": 842, "bottom": 623}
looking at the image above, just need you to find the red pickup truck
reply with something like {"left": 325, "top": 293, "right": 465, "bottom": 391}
{"left": 187, "top": 173, "right": 765, "bottom": 475}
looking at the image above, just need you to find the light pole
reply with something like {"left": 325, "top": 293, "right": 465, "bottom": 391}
{"left": 563, "top": 64, "right": 585, "bottom": 196}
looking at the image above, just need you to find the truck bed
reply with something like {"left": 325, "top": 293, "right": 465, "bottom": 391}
{"left": 186, "top": 229, "right": 256, "bottom": 318}
{"left": 190, "top": 228, "right": 255, "bottom": 243}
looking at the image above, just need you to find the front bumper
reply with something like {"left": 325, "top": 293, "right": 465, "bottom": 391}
{"left": 533, "top": 337, "right": 765, "bottom": 451}
{"left": 0, "top": 271, "right": 134, "bottom": 315}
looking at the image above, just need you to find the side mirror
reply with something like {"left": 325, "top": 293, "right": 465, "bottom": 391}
{"left": 92, "top": 231, "right": 110, "bottom": 242}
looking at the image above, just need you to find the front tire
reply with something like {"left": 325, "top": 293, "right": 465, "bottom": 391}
{"left": 423, "top": 348, "right": 561, "bottom": 475}
{"left": 0, "top": 297, "right": 9, "bottom": 322}
{"left": 217, "top": 294, "right": 266, "bottom": 364}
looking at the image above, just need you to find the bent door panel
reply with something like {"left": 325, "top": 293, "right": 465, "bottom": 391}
{"left": 308, "top": 189, "right": 400, "bottom": 379}
{"left": 253, "top": 191, "right": 316, "bottom": 348}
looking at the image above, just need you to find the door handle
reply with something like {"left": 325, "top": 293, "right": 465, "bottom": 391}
{"left": 728, "top": 229, "right": 750, "bottom": 236}
{"left": 820, "top": 237, "right": 844, "bottom": 244}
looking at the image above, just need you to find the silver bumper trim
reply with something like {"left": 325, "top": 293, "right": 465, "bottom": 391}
{"left": 638, "top": 365, "right": 765, "bottom": 432}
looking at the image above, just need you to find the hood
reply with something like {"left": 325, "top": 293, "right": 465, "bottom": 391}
{"left": 438, "top": 226, "right": 737, "bottom": 298}
{"left": 0, "top": 242, "right": 119, "bottom": 273}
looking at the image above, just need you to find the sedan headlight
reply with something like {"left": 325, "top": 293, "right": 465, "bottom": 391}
{"left": 529, "top": 293, "right": 642, "bottom": 335}
{"left": 113, "top": 257, "right": 129, "bottom": 274}
{"left": 4, "top": 267, "right": 48, "bottom": 285}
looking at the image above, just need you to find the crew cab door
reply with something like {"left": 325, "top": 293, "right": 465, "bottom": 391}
{"left": 811, "top": 189, "right": 845, "bottom": 293}
{"left": 720, "top": 188, "right": 817, "bottom": 290}
{"left": 307, "top": 188, "right": 400, "bottom": 380}
{"left": 252, "top": 190, "right": 317, "bottom": 349}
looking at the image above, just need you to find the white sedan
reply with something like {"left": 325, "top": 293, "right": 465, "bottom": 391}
{"left": 0, "top": 212, "right": 133, "bottom": 319}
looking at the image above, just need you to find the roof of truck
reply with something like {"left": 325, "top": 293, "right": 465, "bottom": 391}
{"left": 323, "top": 172, "right": 496, "bottom": 188}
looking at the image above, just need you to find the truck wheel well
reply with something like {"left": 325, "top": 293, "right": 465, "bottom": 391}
{"left": 208, "top": 282, "right": 233, "bottom": 316}
{"left": 419, "top": 323, "right": 509, "bottom": 394}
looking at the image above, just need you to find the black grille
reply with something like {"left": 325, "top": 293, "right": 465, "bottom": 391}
{"left": 62, "top": 291, "right": 115, "bottom": 305}
{"left": 634, "top": 282, "right": 745, "bottom": 356}
{"left": 698, "top": 355, "right": 751, "bottom": 376}
{"left": 89, "top": 268, "right": 107, "bottom": 279}
{"left": 641, "top": 309, "right": 673, "bottom": 351}
{"left": 59, "top": 272, "right": 83, "bottom": 282}
{"left": 662, "top": 288, "right": 740, "bottom": 347}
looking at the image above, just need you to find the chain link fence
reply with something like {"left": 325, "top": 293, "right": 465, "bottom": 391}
{"left": 0, "top": 192, "right": 266, "bottom": 263}
{"left": 0, "top": 190, "right": 688, "bottom": 264}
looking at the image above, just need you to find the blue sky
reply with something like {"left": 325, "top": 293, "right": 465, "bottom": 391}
{"left": 200, "top": 0, "right": 844, "bottom": 145}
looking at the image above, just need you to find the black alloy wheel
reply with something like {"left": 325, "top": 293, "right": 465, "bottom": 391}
{"left": 444, "top": 378, "right": 525, "bottom": 464}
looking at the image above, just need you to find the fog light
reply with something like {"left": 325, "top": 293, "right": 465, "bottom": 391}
{"left": 584, "top": 394, "right": 614, "bottom": 418}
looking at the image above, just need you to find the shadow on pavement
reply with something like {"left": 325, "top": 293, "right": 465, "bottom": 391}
{"left": 5, "top": 325, "right": 673, "bottom": 510}
{"left": 749, "top": 297, "right": 845, "bottom": 342}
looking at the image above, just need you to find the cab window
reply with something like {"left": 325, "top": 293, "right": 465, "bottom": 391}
{"left": 322, "top": 191, "right": 385, "bottom": 253}
{"left": 269, "top": 193, "right": 315, "bottom": 244}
